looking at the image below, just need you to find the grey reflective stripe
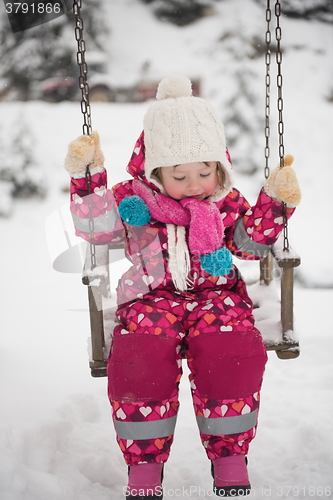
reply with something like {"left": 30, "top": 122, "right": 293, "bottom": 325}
{"left": 196, "top": 409, "right": 258, "bottom": 436}
{"left": 72, "top": 208, "right": 118, "bottom": 233}
{"left": 115, "top": 415, "right": 177, "bottom": 440}
{"left": 234, "top": 218, "right": 271, "bottom": 258}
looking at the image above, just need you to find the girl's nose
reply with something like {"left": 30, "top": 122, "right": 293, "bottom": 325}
{"left": 187, "top": 179, "right": 202, "bottom": 193}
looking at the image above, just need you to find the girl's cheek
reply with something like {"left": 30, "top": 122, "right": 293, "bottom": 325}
{"left": 206, "top": 178, "right": 218, "bottom": 194}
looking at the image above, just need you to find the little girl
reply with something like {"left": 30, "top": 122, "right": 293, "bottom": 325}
{"left": 64, "top": 74, "right": 301, "bottom": 498}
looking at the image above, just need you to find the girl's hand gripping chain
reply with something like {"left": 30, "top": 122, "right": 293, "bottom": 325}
{"left": 64, "top": 131, "right": 104, "bottom": 178}
{"left": 264, "top": 154, "right": 301, "bottom": 207}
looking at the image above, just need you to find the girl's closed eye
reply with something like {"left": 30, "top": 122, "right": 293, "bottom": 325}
{"left": 173, "top": 172, "right": 212, "bottom": 181}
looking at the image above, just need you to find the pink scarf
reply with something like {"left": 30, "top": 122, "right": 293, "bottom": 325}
{"left": 117, "top": 179, "right": 234, "bottom": 289}
{"left": 132, "top": 179, "right": 224, "bottom": 256}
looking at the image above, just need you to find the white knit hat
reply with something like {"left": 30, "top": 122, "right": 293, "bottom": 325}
{"left": 143, "top": 73, "right": 233, "bottom": 201}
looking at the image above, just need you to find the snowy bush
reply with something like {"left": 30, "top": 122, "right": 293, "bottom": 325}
{"left": 0, "top": 117, "right": 46, "bottom": 216}
{"left": 0, "top": 180, "right": 13, "bottom": 217}
{"left": 254, "top": 0, "right": 333, "bottom": 24}
{"left": 0, "top": 0, "right": 109, "bottom": 101}
{"left": 141, "top": 0, "right": 218, "bottom": 26}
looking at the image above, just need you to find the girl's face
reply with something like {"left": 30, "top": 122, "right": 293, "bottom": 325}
{"left": 160, "top": 162, "right": 218, "bottom": 201}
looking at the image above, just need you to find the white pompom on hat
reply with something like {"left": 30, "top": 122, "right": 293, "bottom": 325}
{"left": 156, "top": 73, "right": 192, "bottom": 100}
{"left": 143, "top": 73, "right": 233, "bottom": 201}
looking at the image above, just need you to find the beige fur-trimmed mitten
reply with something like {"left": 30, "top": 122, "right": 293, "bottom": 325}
{"left": 64, "top": 131, "right": 105, "bottom": 178}
{"left": 264, "top": 155, "right": 301, "bottom": 207}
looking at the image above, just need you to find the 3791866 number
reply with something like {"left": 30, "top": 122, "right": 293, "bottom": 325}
{"left": 5, "top": 2, "right": 62, "bottom": 15}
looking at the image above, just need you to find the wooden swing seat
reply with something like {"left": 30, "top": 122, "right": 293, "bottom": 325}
{"left": 82, "top": 244, "right": 301, "bottom": 378}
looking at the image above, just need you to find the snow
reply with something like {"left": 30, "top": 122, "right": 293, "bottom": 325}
{"left": 0, "top": 180, "right": 13, "bottom": 216}
{"left": 1, "top": 0, "right": 333, "bottom": 498}
{"left": 248, "top": 280, "right": 283, "bottom": 346}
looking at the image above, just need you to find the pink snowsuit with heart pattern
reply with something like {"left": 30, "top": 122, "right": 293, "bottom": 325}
{"left": 70, "top": 132, "right": 295, "bottom": 465}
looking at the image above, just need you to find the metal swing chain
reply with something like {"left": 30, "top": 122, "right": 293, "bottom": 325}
{"left": 73, "top": 0, "right": 92, "bottom": 136}
{"left": 275, "top": 1, "right": 290, "bottom": 252}
{"left": 275, "top": 1, "right": 285, "bottom": 165}
{"left": 265, "top": 0, "right": 290, "bottom": 251}
{"left": 264, "top": 2, "right": 271, "bottom": 180}
{"left": 73, "top": 0, "right": 96, "bottom": 269}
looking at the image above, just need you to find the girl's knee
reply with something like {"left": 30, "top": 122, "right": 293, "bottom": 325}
{"left": 108, "top": 333, "right": 181, "bottom": 401}
{"left": 187, "top": 329, "right": 267, "bottom": 399}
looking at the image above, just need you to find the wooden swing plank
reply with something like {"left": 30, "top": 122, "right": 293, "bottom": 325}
{"left": 259, "top": 252, "right": 274, "bottom": 286}
{"left": 261, "top": 248, "right": 301, "bottom": 359}
{"left": 274, "top": 248, "right": 301, "bottom": 359}
{"left": 83, "top": 245, "right": 110, "bottom": 377}
{"left": 273, "top": 248, "right": 301, "bottom": 269}
{"left": 87, "top": 285, "right": 107, "bottom": 376}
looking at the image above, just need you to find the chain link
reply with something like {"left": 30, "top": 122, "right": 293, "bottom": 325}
{"left": 265, "top": 0, "right": 289, "bottom": 251}
{"left": 85, "top": 165, "right": 97, "bottom": 269}
{"left": 264, "top": 0, "right": 271, "bottom": 179}
{"left": 73, "top": 0, "right": 96, "bottom": 268}
{"left": 73, "top": 0, "right": 92, "bottom": 136}
{"left": 275, "top": 0, "right": 289, "bottom": 251}
{"left": 275, "top": 0, "right": 285, "bottom": 167}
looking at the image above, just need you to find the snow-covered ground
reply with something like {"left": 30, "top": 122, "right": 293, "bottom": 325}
{"left": 1, "top": 100, "right": 333, "bottom": 500}
{"left": 1, "top": 0, "right": 333, "bottom": 498}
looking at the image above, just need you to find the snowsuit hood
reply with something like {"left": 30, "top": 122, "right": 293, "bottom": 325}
{"left": 126, "top": 131, "right": 160, "bottom": 191}
{"left": 126, "top": 130, "right": 234, "bottom": 203}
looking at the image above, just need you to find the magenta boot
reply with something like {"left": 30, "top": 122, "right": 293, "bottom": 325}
{"left": 126, "top": 463, "right": 164, "bottom": 499}
{"left": 211, "top": 455, "right": 251, "bottom": 497}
